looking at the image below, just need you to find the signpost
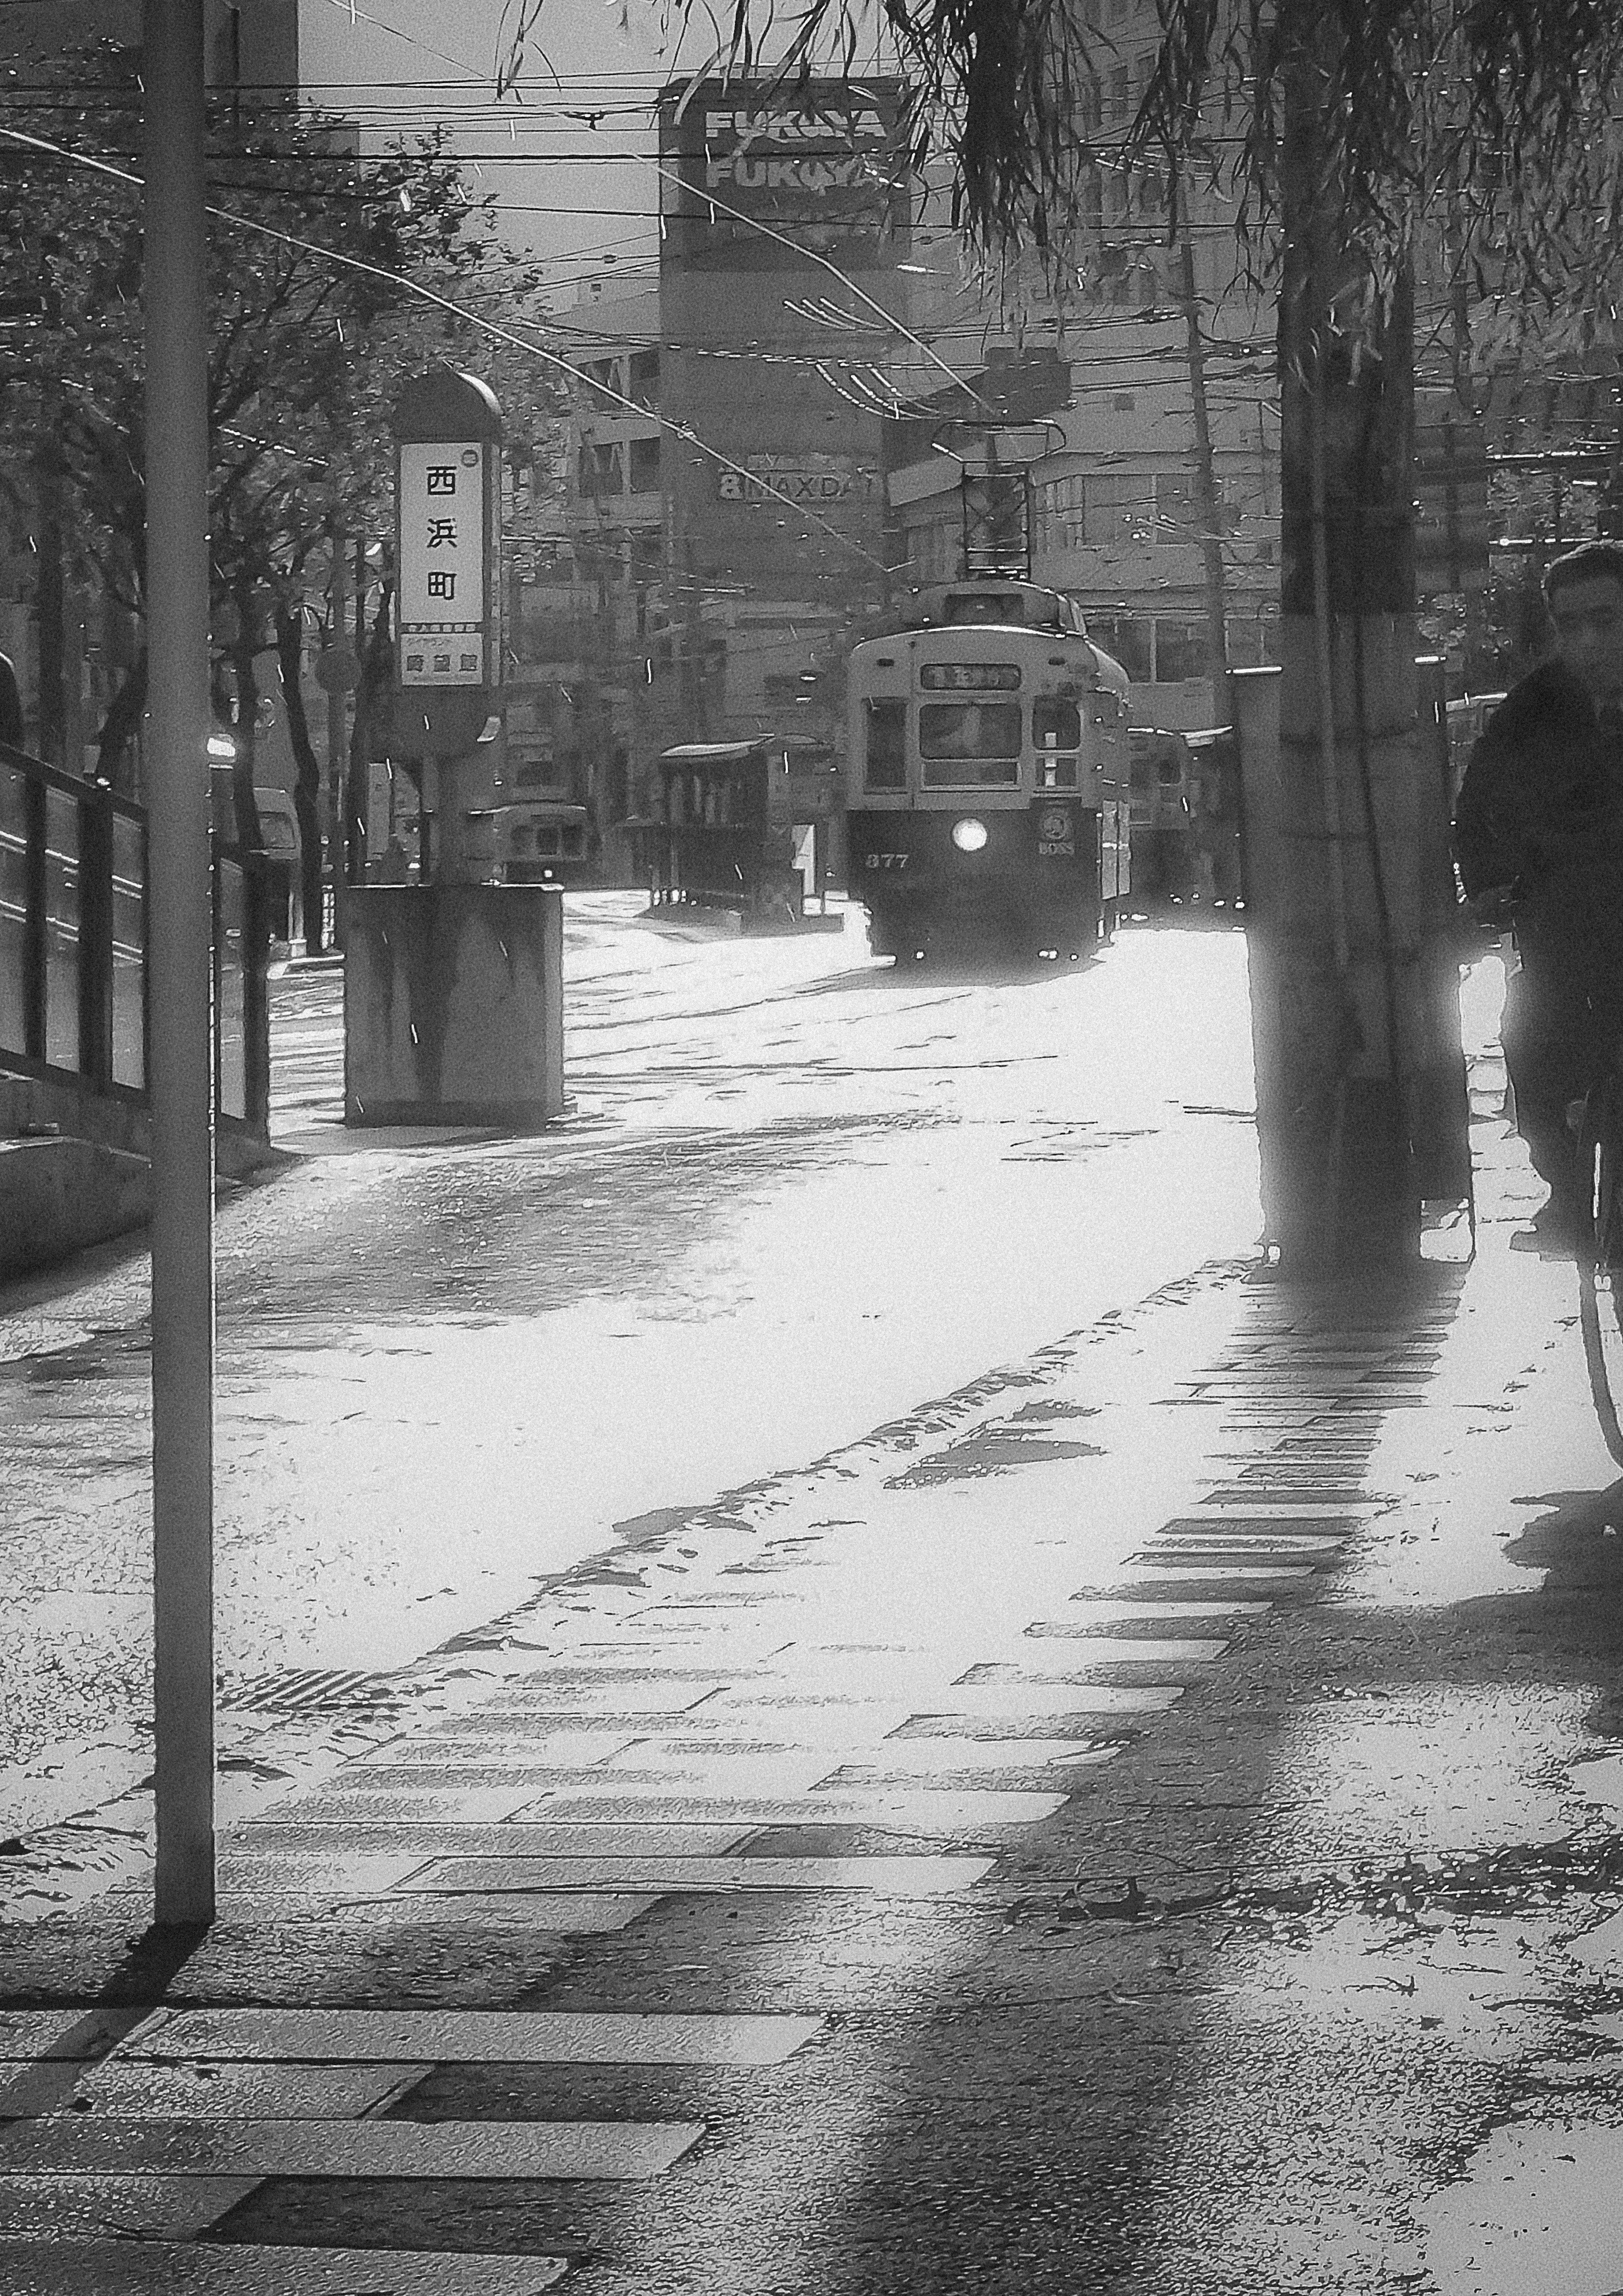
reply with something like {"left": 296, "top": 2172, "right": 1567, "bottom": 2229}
{"left": 143, "top": 0, "right": 216, "bottom": 1928}
{"left": 392, "top": 370, "right": 502, "bottom": 765}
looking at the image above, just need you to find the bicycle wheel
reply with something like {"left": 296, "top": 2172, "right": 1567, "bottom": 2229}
{"left": 1576, "top": 1075, "right": 1623, "bottom": 1468}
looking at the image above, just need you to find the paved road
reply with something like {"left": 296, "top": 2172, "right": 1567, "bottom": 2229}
{"left": 5, "top": 908, "right": 1623, "bottom": 2291}
{"left": 4, "top": 1208, "right": 1621, "bottom": 2294}
{"left": 2, "top": 901, "right": 1259, "bottom": 1840}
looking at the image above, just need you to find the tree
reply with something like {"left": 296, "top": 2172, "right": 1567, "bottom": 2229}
{"left": 519, "top": 1, "right": 1622, "bottom": 1268}
{"left": 0, "top": 41, "right": 564, "bottom": 948}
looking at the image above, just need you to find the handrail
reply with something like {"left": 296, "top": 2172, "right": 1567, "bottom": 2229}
{"left": 0, "top": 736, "right": 270, "bottom": 1136}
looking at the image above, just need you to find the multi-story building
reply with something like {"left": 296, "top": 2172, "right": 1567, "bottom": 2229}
{"left": 881, "top": 0, "right": 1279, "bottom": 733}
{"left": 509, "top": 271, "right": 683, "bottom": 869}
{"left": 524, "top": 80, "right": 917, "bottom": 874}
{"left": 656, "top": 76, "right": 910, "bottom": 744}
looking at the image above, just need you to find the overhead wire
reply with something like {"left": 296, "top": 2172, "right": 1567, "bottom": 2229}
{"left": 0, "top": 118, "right": 896, "bottom": 580}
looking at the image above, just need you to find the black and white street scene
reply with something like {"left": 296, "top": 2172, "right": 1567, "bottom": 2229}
{"left": 6, "top": 2, "right": 1623, "bottom": 2291}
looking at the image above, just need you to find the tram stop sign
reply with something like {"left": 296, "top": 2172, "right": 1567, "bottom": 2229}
{"left": 391, "top": 368, "right": 502, "bottom": 758}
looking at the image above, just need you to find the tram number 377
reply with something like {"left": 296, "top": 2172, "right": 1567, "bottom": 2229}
{"left": 863, "top": 851, "right": 911, "bottom": 869}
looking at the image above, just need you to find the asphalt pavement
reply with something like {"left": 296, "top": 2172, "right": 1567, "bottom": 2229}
{"left": 3, "top": 909, "right": 1623, "bottom": 2293}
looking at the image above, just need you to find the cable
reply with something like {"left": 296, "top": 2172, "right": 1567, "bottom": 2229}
{"left": 0, "top": 118, "right": 895, "bottom": 581}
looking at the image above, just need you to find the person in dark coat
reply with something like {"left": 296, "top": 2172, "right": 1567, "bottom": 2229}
{"left": 1454, "top": 539, "right": 1623, "bottom": 1248}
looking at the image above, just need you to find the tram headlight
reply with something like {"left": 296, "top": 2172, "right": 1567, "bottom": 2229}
{"left": 951, "top": 816, "right": 989, "bottom": 853}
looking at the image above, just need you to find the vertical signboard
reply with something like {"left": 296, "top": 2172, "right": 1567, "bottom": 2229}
{"left": 657, "top": 78, "right": 907, "bottom": 614}
{"left": 398, "top": 441, "right": 488, "bottom": 685}
{"left": 392, "top": 370, "right": 502, "bottom": 757}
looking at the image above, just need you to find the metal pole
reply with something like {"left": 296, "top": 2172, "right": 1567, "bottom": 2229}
{"left": 143, "top": 0, "right": 216, "bottom": 1928}
{"left": 327, "top": 517, "right": 349, "bottom": 946}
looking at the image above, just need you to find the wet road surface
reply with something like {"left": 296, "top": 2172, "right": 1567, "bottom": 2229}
{"left": 2, "top": 900, "right": 1259, "bottom": 1837}
{"left": 5, "top": 913, "right": 1623, "bottom": 2291}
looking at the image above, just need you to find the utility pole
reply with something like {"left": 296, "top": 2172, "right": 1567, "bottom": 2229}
{"left": 143, "top": 0, "right": 216, "bottom": 1927}
{"left": 1176, "top": 220, "right": 1230, "bottom": 690}
{"left": 327, "top": 516, "right": 350, "bottom": 944}
{"left": 1245, "top": 0, "right": 1465, "bottom": 1273}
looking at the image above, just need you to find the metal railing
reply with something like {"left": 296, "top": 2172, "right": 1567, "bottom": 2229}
{"left": 0, "top": 738, "right": 270, "bottom": 1136}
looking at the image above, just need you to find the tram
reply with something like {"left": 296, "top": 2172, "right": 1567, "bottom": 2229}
{"left": 845, "top": 580, "right": 1131, "bottom": 960}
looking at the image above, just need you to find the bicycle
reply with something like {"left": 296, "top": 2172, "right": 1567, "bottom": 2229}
{"left": 1575, "top": 1061, "right": 1623, "bottom": 1466}
{"left": 1465, "top": 879, "right": 1623, "bottom": 1463}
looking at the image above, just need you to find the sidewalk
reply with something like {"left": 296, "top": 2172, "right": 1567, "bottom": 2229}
{"left": 2, "top": 1081, "right": 1622, "bottom": 2291}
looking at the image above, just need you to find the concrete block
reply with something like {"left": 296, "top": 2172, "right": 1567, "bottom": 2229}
{"left": 0, "top": 1136, "right": 149, "bottom": 1281}
{"left": 343, "top": 885, "right": 564, "bottom": 1127}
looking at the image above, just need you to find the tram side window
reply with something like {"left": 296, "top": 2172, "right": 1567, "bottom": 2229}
{"left": 1032, "top": 699, "right": 1082, "bottom": 788}
{"left": 863, "top": 698, "right": 908, "bottom": 790}
{"left": 919, "top": 701, "right": 1022, "bottom": 786}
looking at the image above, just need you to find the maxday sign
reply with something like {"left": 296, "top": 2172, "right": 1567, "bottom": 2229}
{"left": 393, "top": 368, "right": 502, "bottom": 758}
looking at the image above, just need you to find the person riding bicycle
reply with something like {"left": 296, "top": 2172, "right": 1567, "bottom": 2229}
{"left": 1454, "top": 539, "right": 1623, "bottom": 1251}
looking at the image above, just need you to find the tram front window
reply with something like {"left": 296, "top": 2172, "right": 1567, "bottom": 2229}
{"left": 863, "top": 698, "right": 907, "bottom": 790}
{"left": 1033, "top": 699, "right": 1082, "bottom": 789}
{"left": 919, "top": 701, "right": 1022, "bottom": 787}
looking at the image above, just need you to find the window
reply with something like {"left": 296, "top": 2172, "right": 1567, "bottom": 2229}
{"left": 1033, "top": 698, "right": 1082, "bottom": 788}
{"left": 907, "top": 518, "right": 958, "bottom": 584}
{"left": 1093, "top": 615, "right": 1152, "bottom": 681}
{"left": 630, "top": 435, "right": 661, "bottom": 492}
{"left": 628, "top": 349, "right": 660, "bottom": 406}
{"left": 1033, "top": 699, "right": 1082, "bottom": 750}
{"left": 580, "top": 442, "right": 623, "bottom": 496}
{"left": 1085, "top": 473, "right": 1149, "bottom": 543}
{"left": 584, "top": 358, "right": 619, "bottom": 411}
{"left": 1153, "top": 472, "right": 1196, "bottom": 538}
{"left": 1038, "top": 474, "right": 1088, "bottom": 551}
{"left": 1154, "top": 620, "right": 1208, "bottom": 681}
{"left": 919, "top": 701, "right": 1022, "bottom": 786}
{"left": 863, "top": 699, "right": 907, "bottom": 790}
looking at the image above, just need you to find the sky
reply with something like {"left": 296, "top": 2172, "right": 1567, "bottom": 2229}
{"left": 299, "top": 0, "right": 900, "bottom": 311}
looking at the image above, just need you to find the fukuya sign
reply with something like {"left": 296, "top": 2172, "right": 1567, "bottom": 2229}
{"left": 393, "top": 369, "right": 502, "bottom": 758}
{"left": 660, "top": 77, "right": 906, "bottom": 255}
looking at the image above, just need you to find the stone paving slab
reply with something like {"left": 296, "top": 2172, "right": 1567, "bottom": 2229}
{"left": 1144, "top": 1531, "right": 1345, "bottom": 1551}
{"left": 1126, "top": 1561, "right": 1316, "bottom": 1581}
{"left": 1177, "top": 1499, "right": 1385, "bottom": 1516}
{"left": 231, "top": 1822, "right": 758, "bottom": 1860}
{"left": 354, "top": 1732, "right": 638, "bottom": 1767}
{"left": 0, "top": 2115, "right": 705, "bottom": 2179}
{"left": 992, "top": 1637, "right": 1229, "bottom": 1666}
{"left": 532, "top": 1787, "right": 1072, "bottom": 1827}
{"left": 929, "top": 1681, "right": 1184, "bottom": 1714}
{"left": 403, "top": 1853, "right": 995, "bottom": 1896}
{"left": 0, "top": 2175, "right": 258, "bottom": 2239}
{"left": 0, "top": 2064, "right": 428, "bottom": 2121}
{"left": 368, "top": 1891, "right": 660, "bottom": 1931}
{"left": 257, "top": 1787, "right": 559, "bottom": 1827}
{"left": 0, "top": 2013, "right": 144, "bottom": 2063}
{"left": 476, "top": 1683, "right": 727, "bottom": 1716}
{"left": 1059, "top": 1598, "right": 1273, "bottom": 1619}
{"left": 134, "top": 2009, "right": 825, "bottom": 2067}
{"left": 600, "top": 1736, "right": 1103, "bottom": 1775}
{"left": 0, "top": 2239, "right": 568, "bottom": 2292}
{"left": 209, "top": 1852, "right": 436, "bottom": 1902}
